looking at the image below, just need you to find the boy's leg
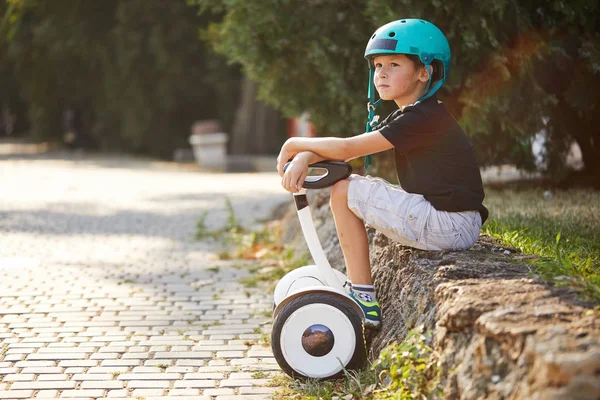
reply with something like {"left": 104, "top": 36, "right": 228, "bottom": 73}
{"left": 330, "top": 179, "right": 381, "bottom": 329}
{"left": 329, "top": 180, "right": 371, "bottom": 285}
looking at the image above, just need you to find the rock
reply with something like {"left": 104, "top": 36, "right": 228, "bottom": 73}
{"left": 277, "top": 190, "right": 600, "bottom": 399}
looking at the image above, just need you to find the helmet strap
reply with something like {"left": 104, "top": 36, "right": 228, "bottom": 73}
{"left": 419, "top": 65, "right": 444, "bottom": 102}
{"left": 363, "top": 68, "right": 382, "bottom": 170}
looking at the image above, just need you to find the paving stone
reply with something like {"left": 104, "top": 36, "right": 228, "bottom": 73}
{"left": 60, "top": 389, "right": 107, "bottom": 398}
{"left": 154, "top": 352, "right": 212, "bottom": 359}
{"left": 36, "top": 374, "right": 69, "bottom": 381}
{"left": 163, "top": 389, "right": 202, "bottom": 396}
{"left": 72, "top": 373, "right": 113, "bottom": 381}
{"left": 230, "top": 359, "right": 259, "bottom": 366}
{"left": 104, "top": 389, "right": 128, "bottom": 397}
{"left": 27, "top": 353, "right": 88, "bottom": 360}
{"left": 131, "top": 389, "right": 167, "bottom": 396}
{"left": 58, "top": 360, "right": 99, "bottom": 368}
{"left": 216, "top": 351, "right": 245, "bottom": 358}
{"left": 80, "top": 381, "right": 125, "bottom": 390}
{"left": 90, "top": 353, "right": 122, "bottom": 360}
{"left": 247, "top": 350, "right": 274, "bottom": 357}
{"left": 0, "top": 368, "right": 18, "bottom": 374}
{"left": 11, "top": 381, "right": 77, "bottom": 390}
{"left": 183, "top": 372, "right": 225, "bottom": 380}
{"left": 8, "top": 342, "right": 46, "bottom": 348}
{"left": 35, "top": 390, "right": 59, "bottom": 397}
{"left": 100, "top": 359, "right": 142, "bottom": 367}
{"left": 15, "top": 361, "right": 56, "bottom": 368}
{"left": 3, "top": 354, "right": 25, "bottom": 362}
{"left": 239, "top": 387, "right": 277, "bottom": 395}
{"left": 118, "top": 373, "right": 180, "bottom": 380}
{"left": 87, "top": 367, "right": 130, "bottom": 374}
{"left": 127, "top": 380, "right": 171, "bottom": 389}
{"left": 64, "top": 367, "right": 86, "bottom": 374}
{"left": 219, "top": 379, "right": 270, "bottom": 388}
{"left": 204, "top": 388, "right": 235, "bottom": 396}
{"left": 175, "top": 360, "right": 206, "bottom": 367}
{"left": 20, "top": 367, "right": 64, "bottom": 374}
{"left": 172, "top": 380, "right": 216, "bottom": 388}
{"left": 0, "top": 390, "right": 34, "bottom": 398}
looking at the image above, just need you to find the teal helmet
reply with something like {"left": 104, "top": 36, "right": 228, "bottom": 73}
{"left": 364, "top": 19, "right": 451, "bottom": 103}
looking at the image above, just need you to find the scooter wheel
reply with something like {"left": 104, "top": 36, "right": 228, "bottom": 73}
{"left": 271, "top": 292, "right": 366, "bottom": 380}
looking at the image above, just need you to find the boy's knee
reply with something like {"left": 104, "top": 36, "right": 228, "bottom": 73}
{"left": 330, "top": 179, "right": 350, "bottom": 210}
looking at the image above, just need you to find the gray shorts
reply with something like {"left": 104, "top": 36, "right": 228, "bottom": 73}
{"left": 347, "top": 174, "right": 481, "bottom": 251}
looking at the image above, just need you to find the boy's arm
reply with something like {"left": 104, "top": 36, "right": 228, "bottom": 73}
{"left": 277, "top": 131, "right": 393, "bottom": 176}
{"left": 293, "top": 151, "right": 326, "bottom": 166}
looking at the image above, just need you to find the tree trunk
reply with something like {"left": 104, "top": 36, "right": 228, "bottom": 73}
{"left": 229, "top": 76, "right": 287, "bottom": 155}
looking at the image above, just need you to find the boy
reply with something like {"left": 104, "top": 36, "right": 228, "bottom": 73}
{"left": 277, "top": 19, "right": 488, "bottom": 329}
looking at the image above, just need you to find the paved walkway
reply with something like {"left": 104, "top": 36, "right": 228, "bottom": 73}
{"left": 0, "top": 149, "right": 288, "bottom": 399}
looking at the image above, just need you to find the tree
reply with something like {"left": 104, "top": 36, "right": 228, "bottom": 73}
{"left": 191, "top": 0, "right": 600, "bottom": 184}
{"left": 1, "top": 0, "right": 242, "bottom": 157}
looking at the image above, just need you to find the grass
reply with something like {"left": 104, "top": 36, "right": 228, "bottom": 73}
{"left": 483, "top": 188, "right": 600, "bottom": 301}
{"left": 252, "top": 371, "right": 270, "bottom": 379}
{"left": 193, "top": 199, "right": 311, "bottom": 291}
{"left": 195, "top": 197, "right": 246, "bottom": 242}
{"left": 239, "top": 248, "right": 311, "bottom": 291}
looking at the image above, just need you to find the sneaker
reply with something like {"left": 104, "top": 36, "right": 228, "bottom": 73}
{"left": 348, "top": 291, "right": 381, "bottom": 329}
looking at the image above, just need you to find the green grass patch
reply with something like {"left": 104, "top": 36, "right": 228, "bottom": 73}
{"left": 239, "top": 248, "right": 311, "bottom": 291}
{"left": 483, "top": 188, "right": 600, "bottom": 301}
{"left": 251, "top": 371, "right": 270, "bottom": 379}
{"left": 195, "top": 197, "right": 247, "bottom": 241}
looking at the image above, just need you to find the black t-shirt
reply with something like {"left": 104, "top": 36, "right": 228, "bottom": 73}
{"left": 377, "top": 96, "right": 489, "bottom": 223}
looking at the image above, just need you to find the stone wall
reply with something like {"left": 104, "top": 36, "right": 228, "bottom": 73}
{"left": 278, "top": 189, "right": 600, "bottom": 399}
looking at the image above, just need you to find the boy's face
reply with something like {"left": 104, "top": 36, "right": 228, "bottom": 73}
{"left": 373, "top": 54, "right": 429, "bottom": 104}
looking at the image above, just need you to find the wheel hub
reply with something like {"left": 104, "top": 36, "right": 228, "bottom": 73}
{"left": 301, "top": 324, "right": 335, "bottom": 357}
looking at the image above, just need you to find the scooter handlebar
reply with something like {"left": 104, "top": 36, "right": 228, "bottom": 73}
{"left": 284, "top": 161, "right": 352, "bottom": 189}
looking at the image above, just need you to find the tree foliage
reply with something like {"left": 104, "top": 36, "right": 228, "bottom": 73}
{"left": 192, "top": 0, "right": 600, "bottom": 183}
{"left": 1, "top": 0, "right": 241, "bottom": 157}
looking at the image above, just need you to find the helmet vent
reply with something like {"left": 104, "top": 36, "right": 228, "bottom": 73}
{"left": 400, "top": 20, "right": 406, "bottom": 23}
{"left": 371, "top": 34, "right": 376, "bottom": 39}
{"left": 388, "top": 32, "right": 396, "bottom": 37}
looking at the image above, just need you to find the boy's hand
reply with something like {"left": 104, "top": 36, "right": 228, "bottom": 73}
{"left": 281, "top": 157, "right": 309, "bottom": 193}
{"left": 277, "top": 139, "right": 297, "bottom": 177}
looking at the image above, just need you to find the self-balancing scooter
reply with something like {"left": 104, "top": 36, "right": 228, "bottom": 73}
{"left": 271, "top": 161, "right": 367, "bottom": 379}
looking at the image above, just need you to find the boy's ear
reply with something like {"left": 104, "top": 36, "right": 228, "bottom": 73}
{"left": 418, "top": 65, "right": 431, "bottom": 83}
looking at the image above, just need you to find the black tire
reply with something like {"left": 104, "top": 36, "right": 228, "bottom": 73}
{"left": 271, "top": 292, "right": 367, "bottom": 380}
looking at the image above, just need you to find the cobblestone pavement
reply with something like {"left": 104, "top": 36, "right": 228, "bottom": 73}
{"left": 0, "top": 151, "right": 289, "bottom": 399}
